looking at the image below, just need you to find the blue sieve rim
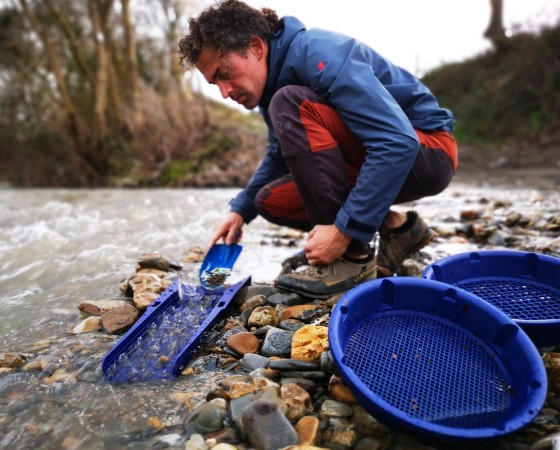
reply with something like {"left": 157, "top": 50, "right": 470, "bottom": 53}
{"left": 422, "top": 250, "right": 560, "bottom": 344}
{"left": 329, "top": 277, "right": 547, "bottom": 441}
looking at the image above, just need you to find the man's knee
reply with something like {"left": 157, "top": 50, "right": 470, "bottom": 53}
{"left": 269, "top": 85, "right": 319, "bottom": 119}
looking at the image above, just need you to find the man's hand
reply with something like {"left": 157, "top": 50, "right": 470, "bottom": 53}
{"left": 304, "top": 224, "right": 351, "bottom": 265}
{"left": 211, "top": 212, "right": 244, "bottom": 246}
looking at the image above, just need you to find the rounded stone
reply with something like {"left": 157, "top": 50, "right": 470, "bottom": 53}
{"left": 227, "top": 331, "right": 260, "bottom": 355}
{"left": 291, "top": 325, "right": 329, "bottom": 362}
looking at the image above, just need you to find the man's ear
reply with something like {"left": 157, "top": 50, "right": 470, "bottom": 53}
{"left": 248, "top": 36, "right": 266, "bottom": 60}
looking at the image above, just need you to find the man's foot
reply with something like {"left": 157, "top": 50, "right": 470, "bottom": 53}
{"left": 377, "top": 211, "right": 435, "bottom": 277}
{"left": 275, "top": 253, "right": 378, "bottom": 299}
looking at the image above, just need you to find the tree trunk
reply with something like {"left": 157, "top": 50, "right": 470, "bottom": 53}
{"left": 44, "top": 0, "right": 94, "bottom": 85}
{"left": 19, "top": 0, "right": 83, "bottom": 145}
{"left": 87, "top": 0, "right": 111, "bottom": 144}
{"left": 484, "top": 0, "right": 507, "bottom": 47}
{"left": 121, "top": 0, "right": 144, "bottom": 132}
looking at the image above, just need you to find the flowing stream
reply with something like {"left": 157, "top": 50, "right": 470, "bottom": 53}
{"left": 0, "top": 185, "right": 557, "bottom": 449}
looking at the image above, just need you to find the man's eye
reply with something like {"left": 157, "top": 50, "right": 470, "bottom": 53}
{"left": 217, "top": 67, "right": 232, "bottom": 81}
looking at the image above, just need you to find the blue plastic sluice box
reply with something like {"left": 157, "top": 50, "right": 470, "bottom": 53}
{"left": 329, "top": 277, "right": 547, "bottom": 442}
{"left": 423, "top": 250, "right": 560, "bottom": 347}
{"left": 102, "top": 276, "right": 251, "bottom": 382}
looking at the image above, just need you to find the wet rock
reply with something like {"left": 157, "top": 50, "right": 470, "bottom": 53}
{"left": 228, "top": 382, "right": 256, "bottom": 400}
{"left": 136, "top": 253, "right": 181, "bottom": 272}
{"left": 279, "top": 371, "right": 326, "bottom": 379}
{"left": 239, "top": 308, "right": 253, "bottom": 326}
{"left": 280, "top": 319, "right": 306, "bottom": 332}
{"left": 100, "top": 303, "right": 140, "bottom": 334}
{"left": 530, "top": 432, "right": 560, "bottom": 450}
{"left": 182, "top": 246, "right": 206, "bottom": 263}
{"left": 283, "top": 446, "right": 329, "bottom": 450}
{"left": 220, "top": 374, "right": 252, "bottom": 389}
{"left": 269, "top": 359, "right": 320, "bottom": 371}
{"left": 45, "top": 368, "right": 78, "bottom": 383}
{"left": 226, "top": 331, "right": 259, "bottom": 355}
{"left": 70, "top": 316, "right": 102, "bottom": 334}
{"left": 460, "top": 209, "right": 481, "bottom": 221}
{"left": 206, "top": 387, "right": 231, "bottom": 403}
{"left": 320, "top": 399, "right": 353, "bottom": 418}
{"left": 351, "top": 405, "right": 389, "bottom": 437}
{"left": 320, "top": 351, "right": 337, "bottom": 377}
{"left": 281, "top": 382, "right": 313, "bottom": 421}
{"left": 295, "top": 416, "right": 321, "bottom": 446}
{"left": 261, "top": 328, "right": 294, "bottom": 357}
{"left": 22, "top": 359, "right": 47, "bottom": 372}
{"left": 230, "top": 395, "right": 254, "bottom": 426}
{"left": 400, "top": 259, "right": 424, "bottom": 277}
{"left": 354, "top": 437, "right": 384, "bottom": 450}
{"left": 545, "top": 214, "right": 560, "bottom": 231}
{"left": 323, "top": 423, "right": 358, "bottom": 449}
{"left": 328, "top": 375, "right": 356, "bottom": 403}
{"left": 505, "top": 212, "right": 523, "bottom": 226}
{"left": 291, "top": 325, "right": 329, "bottom": 362}
{"left": 0, "top": 353, "right": 27, "bottom": 368}
{"left": 209, "top": 443, "right": 239, "bottom": 450}
{"left": 268, "top": 292, "right": 306, "bottom": 306}
{"left": 129, "top": 273, "right": 171, "bottom": 310}
{"left": 239, "top": 294, "right": 268, "bottom": 311}
{"left": 184, "top": 401, "right": 226, "bottom": 435}
{"left": 239, "top": 353, "right": 270, "bottom": 372}
{"left": 544, "top": 353, "right": 560, "bottom": 390}
{"left": 185, "top": 433, "right": 208, "bottom": 450}
{"left": 241, "top": 400, "right": 300, "bottom": 450}
{"left": 206, "top": 427, "right": 239, "bottom": 445}
{"left": 280, "top": 377, "right": 317, "bottom": 393}
{"left": 248, "top": 306, "right": 279, "bottom": 328}
{"left": 78, "top": 299, "right": 133, "bottom": 316}
{"left": 282, "top": 304, "right": 319, "bottom": 321}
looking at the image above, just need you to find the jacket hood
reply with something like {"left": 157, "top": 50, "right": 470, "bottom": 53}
{"left": 259, "top": 16, "right": 306, "bottom": 108}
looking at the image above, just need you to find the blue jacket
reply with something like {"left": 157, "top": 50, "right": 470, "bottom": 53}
{"left": 230, "top": 17, "right": 455, "bottom": 243}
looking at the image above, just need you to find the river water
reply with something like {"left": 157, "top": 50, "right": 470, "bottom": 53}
{"left": 0, "top": 184, "right": 557, "bottom": 449}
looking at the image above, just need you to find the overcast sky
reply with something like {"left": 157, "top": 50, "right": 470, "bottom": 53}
{"left": 190, "top": 0, "right": 560, "bottom": 107}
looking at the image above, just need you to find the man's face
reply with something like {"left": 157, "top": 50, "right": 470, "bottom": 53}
{"left": 196, "top": 38, "right": 268, "bottom": 110}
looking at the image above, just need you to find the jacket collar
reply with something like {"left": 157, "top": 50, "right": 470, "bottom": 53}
{"left": 259, "top": 16, "right": 306, "bottom": 109}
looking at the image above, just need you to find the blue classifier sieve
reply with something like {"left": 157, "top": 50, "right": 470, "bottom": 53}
{"left": 423, "top": 250, "right": 560, "bottom": 347}
{"left": 329, "top": 277, "right": 547, "bottom": 442}
{"left": 102, "top": 276, "right": 251, "bottom": 382}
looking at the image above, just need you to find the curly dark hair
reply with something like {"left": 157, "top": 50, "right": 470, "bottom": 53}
{"left": 178, "top": 0, "right": 282, "bottom": 66}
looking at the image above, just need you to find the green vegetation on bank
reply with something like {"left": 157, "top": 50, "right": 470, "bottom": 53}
{"left": 422, "top": 24, "right": 560, "bottom": 146}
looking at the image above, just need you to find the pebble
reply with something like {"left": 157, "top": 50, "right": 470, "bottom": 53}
{"left": 184, "top": 401, "right": 226, "bottom": 434}
{"left": 282, "top": 304, "right": 319, "bottom": 321}
{"left": 239, "top": 353, "right": 269, "bottom": 372}
{"left": 239, "top": 294, "right": 268, "bottom": 311}
{"left": 260, "top": 328, "right": 294, "bottom": 356}
{"left": 248, "top": 306, "right": 279, "bottom": 328}
{"left": 241, "top": 400, "right": 300, "bottom": 450}
{"left": 291, "top": 325, "right": 329, "bottom": 362}
{"left": 100, "top": 303, "right": 140, "bottom": 334}
{"left": 320, "top": 399, "right": 354, "bottom": 418}
{"left": 269, "top": 359, "right": 320, "bottom": 371}
{"left": 226, "top": 332, "right": 260, "bottom": 355}
{"left": 295, "top": 415, "right": 321, "bottom": 446}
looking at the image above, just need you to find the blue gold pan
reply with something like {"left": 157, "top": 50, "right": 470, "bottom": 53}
{"left": 199, "top": 243, "right": 243, "bottom": 289}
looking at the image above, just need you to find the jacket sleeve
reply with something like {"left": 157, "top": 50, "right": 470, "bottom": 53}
{"left": 291, "top": 35, "right": 421, "bottom": 243}
{"left": 229, "top": 111, "right": 289, "bottom": 223}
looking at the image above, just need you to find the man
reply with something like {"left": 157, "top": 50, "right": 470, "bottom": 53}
{"left": 178, "top": 0, "right": 457, "bottom": 298}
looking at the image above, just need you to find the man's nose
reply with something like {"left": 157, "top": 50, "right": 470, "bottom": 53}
{"left": 217, "top": 81, "right": 232, "bottom": 99}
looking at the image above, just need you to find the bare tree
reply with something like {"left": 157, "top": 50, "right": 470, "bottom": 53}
{"left": 485, "top": 0, "right": 507, "bottom": 47}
